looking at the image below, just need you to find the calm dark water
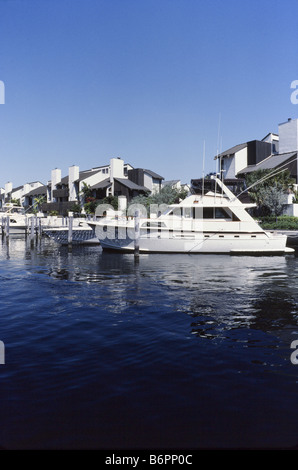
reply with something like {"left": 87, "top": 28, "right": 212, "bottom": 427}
{"left": 1, "top": 236, "right": 298, "bottom": 449}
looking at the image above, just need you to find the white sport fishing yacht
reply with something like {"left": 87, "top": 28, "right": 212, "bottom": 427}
{"left": 89, "top": 176, "right": 294, "bottom": 255}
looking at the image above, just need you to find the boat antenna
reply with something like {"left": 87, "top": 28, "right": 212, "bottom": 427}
{"left": 215, "top": 113, "right": 222, "bottom": 201}
{"left": 216, "top": 113, "right": 221, "bottom": 162}
{"left": 202, "top": 140, "right": 205, "bottom": 198}
{"left": 219, "top": 134, "right": 224, "bottom": 195}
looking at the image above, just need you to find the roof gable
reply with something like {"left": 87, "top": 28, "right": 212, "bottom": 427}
{"left": 215, "top": 143, "right": 247, "bottom": 159}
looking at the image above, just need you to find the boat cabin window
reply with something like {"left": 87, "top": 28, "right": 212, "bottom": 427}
{"left": 142, "top": 221, "right": 166, "bottom": 228}
{"left": 203, "top": 207, "right": 213, "bottom": 219}
{"left": 167, "top": 208, "right": 182, "bottom": 217}
{"left": 167, "top": 206, "right": 237, "bottom": 220}
{"left": 215, "top": 208, "right": 231, "bottom": 219}
{"left": 232, "top": 212, "right": 240, "bottom": 221}
{"left": 184, "top": 207, "right": 192, "bottom": 218}
{"left": 203, "top": 207, "right": 232, "bottom": 219}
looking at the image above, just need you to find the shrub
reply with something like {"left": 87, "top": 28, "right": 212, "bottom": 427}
{"left": 259, "top": 215, "right": 298, "bottom": 230}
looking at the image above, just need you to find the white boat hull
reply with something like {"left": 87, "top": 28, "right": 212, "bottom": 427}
{"left": 98, "top": 229, "right": 292, "bottom": 255}
{"left": 0, "top": 223, "right": 28, "bottom": 234}
{"left": 6, "top": 227, "right": 28, "bottom": 235}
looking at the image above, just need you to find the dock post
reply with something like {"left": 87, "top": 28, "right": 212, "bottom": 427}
{"left": 68, "top": 216, "right": 73, "bottom": 250}
{"left": 30, "top": 217, "right": 35, "bottom": 246}
{"left": 134, "top": 210, "right": 140, "bottom": 259}
{"left": 5, "top": 217, "right": 9, "bottom": 242}
{"left": 1, "top": 217, "right": 4, "bottom": 238}
{"left": 38, "top": 218, "right": 42, "bottom": 239}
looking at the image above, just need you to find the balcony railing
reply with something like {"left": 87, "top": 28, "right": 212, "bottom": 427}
{"left": 52, "top": 188, "right": 69, "bottom": 198}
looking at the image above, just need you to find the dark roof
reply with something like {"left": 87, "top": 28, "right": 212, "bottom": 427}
{"left": 60, "top": 175, "right": 69, "bottom": 184}
{"left": 25, "top": 185, "right": 48, "bottom": 197}
{"left": 11, "top": 185, "right": 23, "bottom": 193}
{"left": 90, "top": 177, "right": 149, "bottom": 192}
{"left": 12, "top": 181, "right": 46, "bottom": 193}
{"left": 58, "top": 168, "right": 107, "bottom": 186}
{"left": 215, "top": 143, "right": 247, "bottom": 159}
{"left": 143, "top": 169, "right": 164, "bottom": 180}
{"left": 162, "top": 180, "right": 180, "bottom": 186}
{"left": 115, "top": 178, "right": 149, "bottom": 191}
{"left": 78, "top": 169, "right": 103, "bottom": 182}
{"left": 239, "top": 152, "right": 297, "bottom": 174}
{"left": 90, "top": 178, "right": 111, "bottom": 190}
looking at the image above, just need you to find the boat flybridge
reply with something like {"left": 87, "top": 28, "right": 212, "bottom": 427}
{"left": 89, "top": 176, "right": 294, "bottom": 255}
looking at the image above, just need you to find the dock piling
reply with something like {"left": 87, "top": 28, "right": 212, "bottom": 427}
{"left": 5, "top": 217, "right": 9, "bottom": 241}
{"left": 38, "top": 218, "right": 42, "bottom": 239}
{"left": 68, "top": 216, "right": 73, "bottom": 249}
{"left": 30, "top": 217, "right": 35, "bottom": 246}
{"left": 134, "top": 210, "right": 140, "bottom": 259}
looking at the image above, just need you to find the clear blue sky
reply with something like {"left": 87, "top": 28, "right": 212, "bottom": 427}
{"left": 0, "top": 0, "right": 297, "bottom": 188}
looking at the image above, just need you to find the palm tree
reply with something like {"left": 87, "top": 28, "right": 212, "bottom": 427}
{"left": 33, "top": 195, "right": 46, "bottom": 212}
{"left": 80, "top": 182, "right": 94, "bottom": 201}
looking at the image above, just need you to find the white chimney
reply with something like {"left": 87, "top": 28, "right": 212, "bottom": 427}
{"left": 5, "top": 182, "right": 12, "bottom": 201}
{"left": 23, "top": 183, "right": 30, "bottom": 195}
{"left": 110, "top": 157, "right": 124, "bottom": 183}
{"left": 51, "top": 168, "right": 61, "bottom": 201}
{"left": 69, "top": 165, "right": 79, "bottom": 202}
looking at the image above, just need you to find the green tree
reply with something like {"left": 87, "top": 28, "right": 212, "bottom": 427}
{"left": 33, "top": 195, "right": 46, "bottom": 212}
{"left": 84, "top": 198, "right": 99, "bottom": 215}
{"left": 128, "top": 186, "right": 188, "bottom": 214}
{"left": 100, "top": 196, "right": 118, "bottom": 210}
{"left": 257, "top": 185, "right": 285, "bottom": 218}
{"left": 80, "top": 182, "right": 101, "bottom": 215}
{"left": 69, "top": 203, "right": 82, "bottom": 214}
{"left": 80, "top": 182, "right": 94, "bottom": 201}
{"left": 244, "top": 169, "right": 295, "bottom": 216}
{"left": 11, "top": 198, "right": 20, "bottom": 206}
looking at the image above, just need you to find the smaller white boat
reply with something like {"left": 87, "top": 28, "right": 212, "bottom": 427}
{"left": 0, "top": 204, "right": 32, "bottom": 234}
